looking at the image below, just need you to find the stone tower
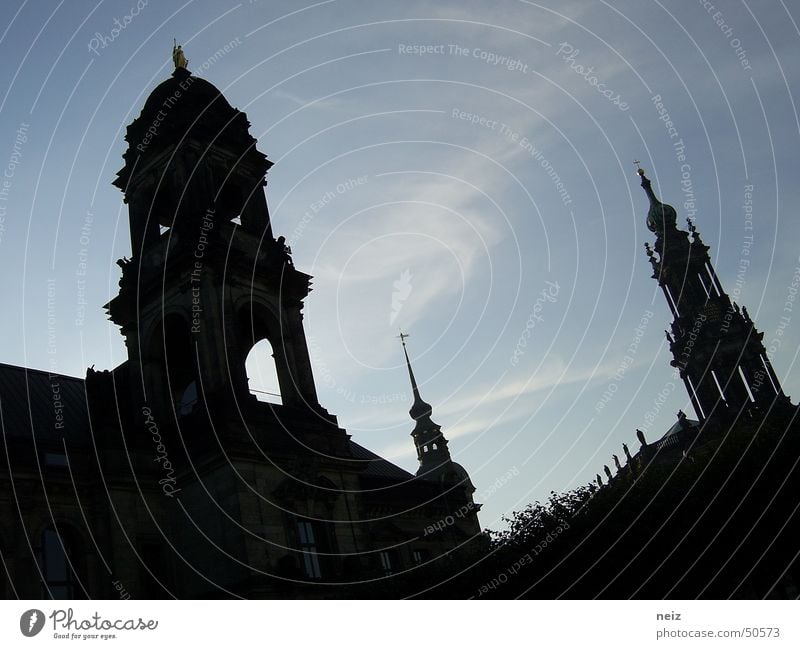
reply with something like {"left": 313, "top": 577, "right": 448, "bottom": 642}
{"left": 100, "top": 63, "right": 367, "bottom": 595}
{"left": 638, "top": 166, "right": 789, "bottom": 422}
{"left": 71, "top": 59, "right": 484, "bottom": 596}
{"left": 107, "top": 65, "right": 324, "bottom": 419}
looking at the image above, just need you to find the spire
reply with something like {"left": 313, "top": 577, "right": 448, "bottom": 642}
{"left": 635, "top": 162, "right": 677, "bottom": 233}
{"left": 398, "top": 332, "right": 434, "bottom": 422}
{"left": 637, "top": 158, "right": 791, "bottom": 422}
{"left": 397, "top": 331, "right": 455, "bottom": 476}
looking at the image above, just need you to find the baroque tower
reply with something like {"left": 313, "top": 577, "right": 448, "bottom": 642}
{"left": 399, "top": 333, "right": 478, "bottom": 502}
{"left": 637, "top": 165, "right": 789, "bottom": 422}
{"left": 399, "top": 332, "right": 481, "bottom": 544}
{"left": 69, "top": 53, "right": 484, "bottom": 596}
{"left": 107, "top": 65, "right": 324, "bottom": 419}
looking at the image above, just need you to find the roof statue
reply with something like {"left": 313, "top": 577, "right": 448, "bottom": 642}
{"left": 172, "top": 39, "right": 188, "bottom": 69}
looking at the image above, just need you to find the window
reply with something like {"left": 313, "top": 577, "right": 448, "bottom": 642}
{"left": 41, "top": 527, "right": 81, "bottom": 599}
{"left": 245, "top": 339, "right": 282, "bottom": 404}
{"left": 296, "top": 520, "right": 322, "bottom": 579}
{"left": 379, "top": 551, "right": 394, "bottom": 575}
{"left": 412, "top": 549, "right": 429, "bottom": 565}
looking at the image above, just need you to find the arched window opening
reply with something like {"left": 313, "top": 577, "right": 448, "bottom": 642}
{"left": 41, "top": 527, "right": 82, "bottom": 599}
{"left": 245, "top": 339, "right": 282, "bottom": 404}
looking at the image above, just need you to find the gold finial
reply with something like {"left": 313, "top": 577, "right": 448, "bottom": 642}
{"left": 634, "top": 159, "right": 645, "bottom": 176}
{"left": 172, "top": 39, "right": 188, "bottom": 69}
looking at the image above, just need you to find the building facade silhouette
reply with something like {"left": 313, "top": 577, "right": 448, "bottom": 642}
{"left": 0, "top": 65, "right": 481, "bottom": 599}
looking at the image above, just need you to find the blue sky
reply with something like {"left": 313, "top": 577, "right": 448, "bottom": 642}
{"left": 1, "top": 0, "right": 799, "bottom": 531}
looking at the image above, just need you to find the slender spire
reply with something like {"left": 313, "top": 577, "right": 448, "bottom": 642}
{"left": 397, "top": 331, "right": 454, "bottom": 477}
{"left": 398, "top": 331, "right": 434, "bottom": 421}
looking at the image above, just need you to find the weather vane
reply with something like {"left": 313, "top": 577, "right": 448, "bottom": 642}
{"left": 634, "top": 159, "right": 645, "bottom": 175}
{"left": 397, "top": 330, "right": 410, "bottom": 346}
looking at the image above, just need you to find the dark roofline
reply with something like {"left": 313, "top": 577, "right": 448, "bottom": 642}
{"left": 0, "top": 362, "right": 84, "bottom": 382}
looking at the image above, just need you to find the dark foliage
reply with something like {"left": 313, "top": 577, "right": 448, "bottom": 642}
{"left": 414, "top": 407, "right": 800, "bottom": 599}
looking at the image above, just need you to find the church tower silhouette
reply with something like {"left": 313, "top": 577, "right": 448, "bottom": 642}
{"left": 69, "top": 57, "right": 482, "bottom": 597}
{"left": 638, "top": 165, "right": 790, "bottom": 422}
{"left": 399, "top": 333, "right": 477, "bottom": 496}
{"left": 107, "top": 65, "right": 324, "bottom": 420}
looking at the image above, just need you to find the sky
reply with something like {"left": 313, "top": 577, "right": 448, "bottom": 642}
{"left": 1, "top": 0, "right": 799, "bottom": 532}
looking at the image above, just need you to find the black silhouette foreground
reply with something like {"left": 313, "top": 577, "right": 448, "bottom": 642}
{"left": 0, "top": 55, "right": 482, "bottom": 599}
{"left": 1, "top": 57, "right": 797, "bottom": 599}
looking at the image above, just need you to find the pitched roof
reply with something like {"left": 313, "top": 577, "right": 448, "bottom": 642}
{"left": 0, "top": 363, "right": 90, "bottom": 442}
{"left": 348, "top": 440, "right": 415, "bottom": 481}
